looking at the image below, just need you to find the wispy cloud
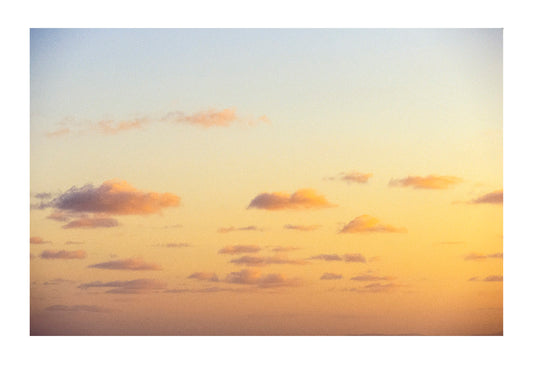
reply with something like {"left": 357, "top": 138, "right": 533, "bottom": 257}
{"left": 163, "top": 108, "right": 238, "bottom": 128}
{"left": 224, "top": 269, "right": 299, "bottom": 288}
{"left": 187, "top": 272, "right": 219, "bottom": 282}
{"left": 340, "top": 215, "right": 406, "bottom": 234}
{"left": 46, "top": 128, "right": 70, "bottom": 138}
{"left": 469, "top": 190, "right": 503, "bottom": 205}
{"left": 229, "top": 255, "right": 308, "bottom": 267}
{"left": 270, "top": 246, "right": 300, "bottom": 252}
{"left": 349, "top": 283, "right": 401, "bottom": 293}
{"left": 464, "top": 253, "right": 503, "bottom": 261}
{"left": 218, "top": 245, "right": 261, "bottom": 255}
{"left": 350, "top": 274, "right": 395, "bottom": 281}
{"left": 217, "top": 226, "right": 263, "bottom": 233}
{"left": 96, "top": 117, "right": 148, "bottom": 135}
{"left": 248, "top": 189, "right": 334, "bottom": 210}
{"left": 320, "top": 273, "right": 343, "bottom": 280}
{"left": 389, "top": 175, "right": 462, "bottom": 189}
{"left": 308, "top": 253, "right": 367, "bottom": 263}
{"left": 88, "top": 257, "right": 162, "bottom": 271}
{"left": 30, "top": 236, "right": 51, "bottom": 244}
{"left": 40, "top": 250, "right": 86, "bottom": 259}
{"left": 78, "top": 279, "right": 167, "bottom": 294}
{"left": 45, "top": 304, "right": 111, "bottom": 313}
{"left": 65, "top": 240, "right": 84, "bottom": 245}
{"left": 469, "top": 275, "right": 503, "bottom": 282}
{"left": 327, "top": 171, "right": 373, "bottom": 184}
{"left": 164, "top": 287, "right": 240, "bottom": 294}
{"left": 43, "top": 278, "right": 75, "bottom": 286}
{"left": 159, "top": 242, "right": 191, "bottom": 248}
{"left": 284, "top": 224, "right": 321, "bottom": 231}
{"left": 62, "top": 217, "right": 119, "bottom": 229}
{"left": 38, "top": 180, "right": 180, "bottom": 216}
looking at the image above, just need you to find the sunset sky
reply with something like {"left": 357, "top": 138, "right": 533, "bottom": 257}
{"left": 29, "top": 28, "right": 502, "bottom": 335}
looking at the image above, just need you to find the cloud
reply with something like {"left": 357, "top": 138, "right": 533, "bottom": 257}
{"left": 188, "top": 272, "right": 219, "bottom": 282}
{"left": 78, "top": 279, "right": 167, "bottom": 294}
{"left": 62, "top": 217, "right": 119, "bottom": 229}
{"left": 389, "top": 175, "right": 462, "bottom": 189}
{"left": 349, "top": 283, "right": 401, "bottom": 293}
{"left": 96, "top": 117, "right": 148, "bottom": 135}
{"left": 229, "top": 255, "right": 308, "bottom": 267}
{"left": 163, "top": 108, "right": 238, "bottom": 128}
{"left": 469, "top": 275, "right": 503, "bottom": 282}
{"left": 270, "top": 246, "right": 300, "bottom": 252}
{"left": 308, "top": 254, "right": 343, "bottom": 261}
{"left": 217, "top": 226, "right": 263, "bottom": 233}
{"left": 328, "top": 171, "right": 373, "bottom": 184}
{"left": 308, "top": 253, "right": 367, "bottom": 263}
{"left": 47, "top": 211, "right": 71, "bottom": 222}
{"left": 224, "top": 269, "right": 299, "bottom": 288}
{"left": 45, "top": 305, "right": 111, "bottom": 313}
{"left": 88, "top": 257, "right": 162, "bottom": 271}
{"left": 30, "top": 236, "right": 51, "bottom": 244}
{"left": 284, "top": 224, "right": 321, "bottom": 231}
{"left": 247, "top": 189, "right": 334, "bottom": 210}
{"left": 164, "top": 287, "right": 238, "bottom": 294}
{"left": 469, "top": 190, "right": 503, "bottom": 204}
{"left": 65, "top": 240, "right": 84, "bottom": 245}
{"left": 163, "top": 242, "right": 191, "bottom": 248}
{"left": 218, "top": 245, "right": 261, "bottom": 255}
{"left": 320, "top": 273, "right": 343, "bottom": 280}
{"left": 43, "top": 278, "right": 75, "bottom": 286}
{"left": 40, "top": 180, "right": 180, "bottom": 216}
{"left": 464, "top": 253, "right": 503, "bottom": 261}
{"left": 350, "top": 274, "right": 395, "bottom": 281}
{"left": 340, "top": 215, "right": 406, "bottom": 234}
{"left": 40, "top": 250, "right": 86, "bottom": 259}
{"left": 34, "top": 192, "right": 53, "bottom": 199}
{"left": 46, "top": 128, "right": 70, "bottom": 137}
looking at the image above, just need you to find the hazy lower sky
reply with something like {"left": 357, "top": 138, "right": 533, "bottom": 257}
{"left": 30, "top": 28, "right": 502, "bottom": 335}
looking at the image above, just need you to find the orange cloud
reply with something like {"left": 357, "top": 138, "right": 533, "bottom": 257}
{"left": 217, "top": 225, "right": 263, "bottom": 233}
{"left": 340, "top": 215, "right": 406, "bottom": 234}
{"left": 188, "top": 272, "right": 219, "bottom": 282}
{"left": 270, "top": 246, "right": 300, "bottom": 252}
{"left": 30, "top": 236, "right": 51, "bottom": 244}
{"left": 62, "top": 217, "right": 119, "bottom": 229}
{"left": 328, "top": 171, "right": 373, "bottom": 184}
{"left": 229, "top": 255, "right": 308, "bottom": 267}
{"left": 40, "top": 250, "right": 86, "bottom": 259}
{"left": 349, "top": 282, "right": 401, "bottom": 293}
{"left": 470, "top": 189, "right": 503, "bottom": 204}
{"left": 320, "top": 273, "right": 343, "bottom": 280}
{"left": 350, "top": 274, "right": 395, "bottom": 281}
{"left": 163, "top": 108, "right": 238, "bottom": 128}
{"left": 78, "top": 279, "right": 167, "bottom": 294}
{"left": 218, "top": 245, "right": 261, "bottom": 255}
{"left": 308, "top": 254, "right": 342, "bottom": 261}
{"left": 469, "top": 275, "right": 503, "bottom": 282}
{"left": 389, "top": 175, "right": 462, "bottom": 189}
{"left": 41, "top": 180, "right": 180, "bottom": 216}
{"left": 88, "top": 257, "right": 162, "bottom": 271}
{"left": 284, "top": 224, "right": 321, "bottom": 231}
{"left": 248, "top": 189, "right": 334, "bottom": 210}
{"left": 224, "top": 269, "right": 298, "bottom": 288}
{"left": 343, "top": 253, "right": 367, "bottom": 263}
{"left": 308, "top": 253, "right": 367, "bottom": 263}
{"left": 160, "top": 242, "right": 191, "bottom": 248}
{"left": 46, "top": 128, "right": 70, "bottom": 137}
{"left": 96, "top": 117, "right": 148, "bottom": 135}
{"left": 464, "top": 253, "right": 503, "bottom": 261}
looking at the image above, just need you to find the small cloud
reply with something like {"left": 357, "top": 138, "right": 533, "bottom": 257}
{"left": 340, "top": 215, "right": 406, "bottom": 234}
{"left": 229, "top": 255, "right": 307, "bottom": 267}
{"left": 350, "top": 274, "right": 395, "bottom": 281}
{"left": 224, "top": 269, "right": 299, "bottom": 288}
{"left": 284, "top": 224, "right": 321, "bottom": 231}
{"left": 30, "top": 236, "right": 51, "bottom": 244}
{"left": 469, "top": 190, "right": 503, "bottom": 205}
{"left": 40, "top": 250, "right": 86, "bottom": 260}
{"left": 46, "top": 128, "right": 70, "bottom": 138}
{"left": 164, "top": 287, "right": 239, "bottom": 294}
{"left": 78, "top": 279, "right": 167, "bottom": 294}
{"left": 217, "top": 225, "right": 263, "bottom": 233}
{"left": 328, "top": 171, "right": 373, "bottom": 184}
{"left": 218, "top": 245, "right": 261, "bottom": 255}
{"left": 47, "top": 211, "right": 71, "bottom": 222}
{"left": 464, "top": 253, "right": 503, "bottom": 261}
{"left": 62, "top": 217, "right": 119, "bottom": 229}
{"left": 188, "top": 272, "right": 219, "bottom": 282}
{"left": 469, "top": 275, "right": 503, "bottom": 282}
{"left": 320, "top": 273, "right": 343, "bottom": 280}
{"left": 65, "top": 240, "right": 84, "bottom": 245}
{"left": 88, "top": 257, "right": 162, "bottom": 271}
{"left": 308, "top": 254, "right": 343, "bottom": 261}
{"left": 164, "top": 242, "right": 191, "bottom": 248}
{"left": 45, "top": 304, "right": 111, "bottom": 313}
{"left": 248, "top": 189, "right": 334, "bottom": 210}
{"left": 38, "top": 179, "right": 181, "bottom": 216}
{"left": 389, "top": 175, "right": 462, "bottom": 189}
{"left": 349, "top": 282, "right": 401, "bottom": 293}
{"left": 43, "top": 278, "right": 75, "bottom": 286}
{"left": 343, "top": 253, "right": 367, "bottom": 263}
{"left": 96, "top": 117, "right": 148, "bottom": 135}
{"left": 34, "top": 192, "right": 53, "bottom": 199}
{"left": 270, "top": 246, "right": 300, "bottom": 252}
{"left": 163, "top": 108, "right": 238, "bottom": 128}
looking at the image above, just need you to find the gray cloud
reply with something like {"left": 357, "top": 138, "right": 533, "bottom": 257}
{"left": 188, "top": 272, "right": 219, "bottom": 282}
{"left": 40, "top": 250, "right": 86, "bottom": 260}
{"left": 320, "top": 273, "right": 343, "bottom": 280}
{"left": 88, "top": 257, "right": 162, "bottom": 271}
{"left": 470, "top": 190, "right": 503, "bottom": 205}
{"left": 350, "top": 274, "right": 395, "bottom": 281}
{"left": 464, "top": 253, "right": 503, "bottom": 261}
{"left": 217, "top": 226, "right": 263, "bottom": 233}
{"left": 224, "top": 269, "right": 299, "bottom": 288}
{"left": 229, "top": 255, "right": 308, "bottom": 267}
{"left": 284, "top": 224, "right": 321, "bottom": 231}
{"left": 45, "top": 304, "right": 111, "bottom": 313}
{"left": 78, "top": 279, "right": 167, "bottom": 294}
{"left": 218, "top": 245, "right": 261, "bottom": 255}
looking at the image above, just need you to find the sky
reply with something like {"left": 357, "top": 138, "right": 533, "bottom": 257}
{"left": 29, "top": 28, "right": 502, "bottom": 335}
